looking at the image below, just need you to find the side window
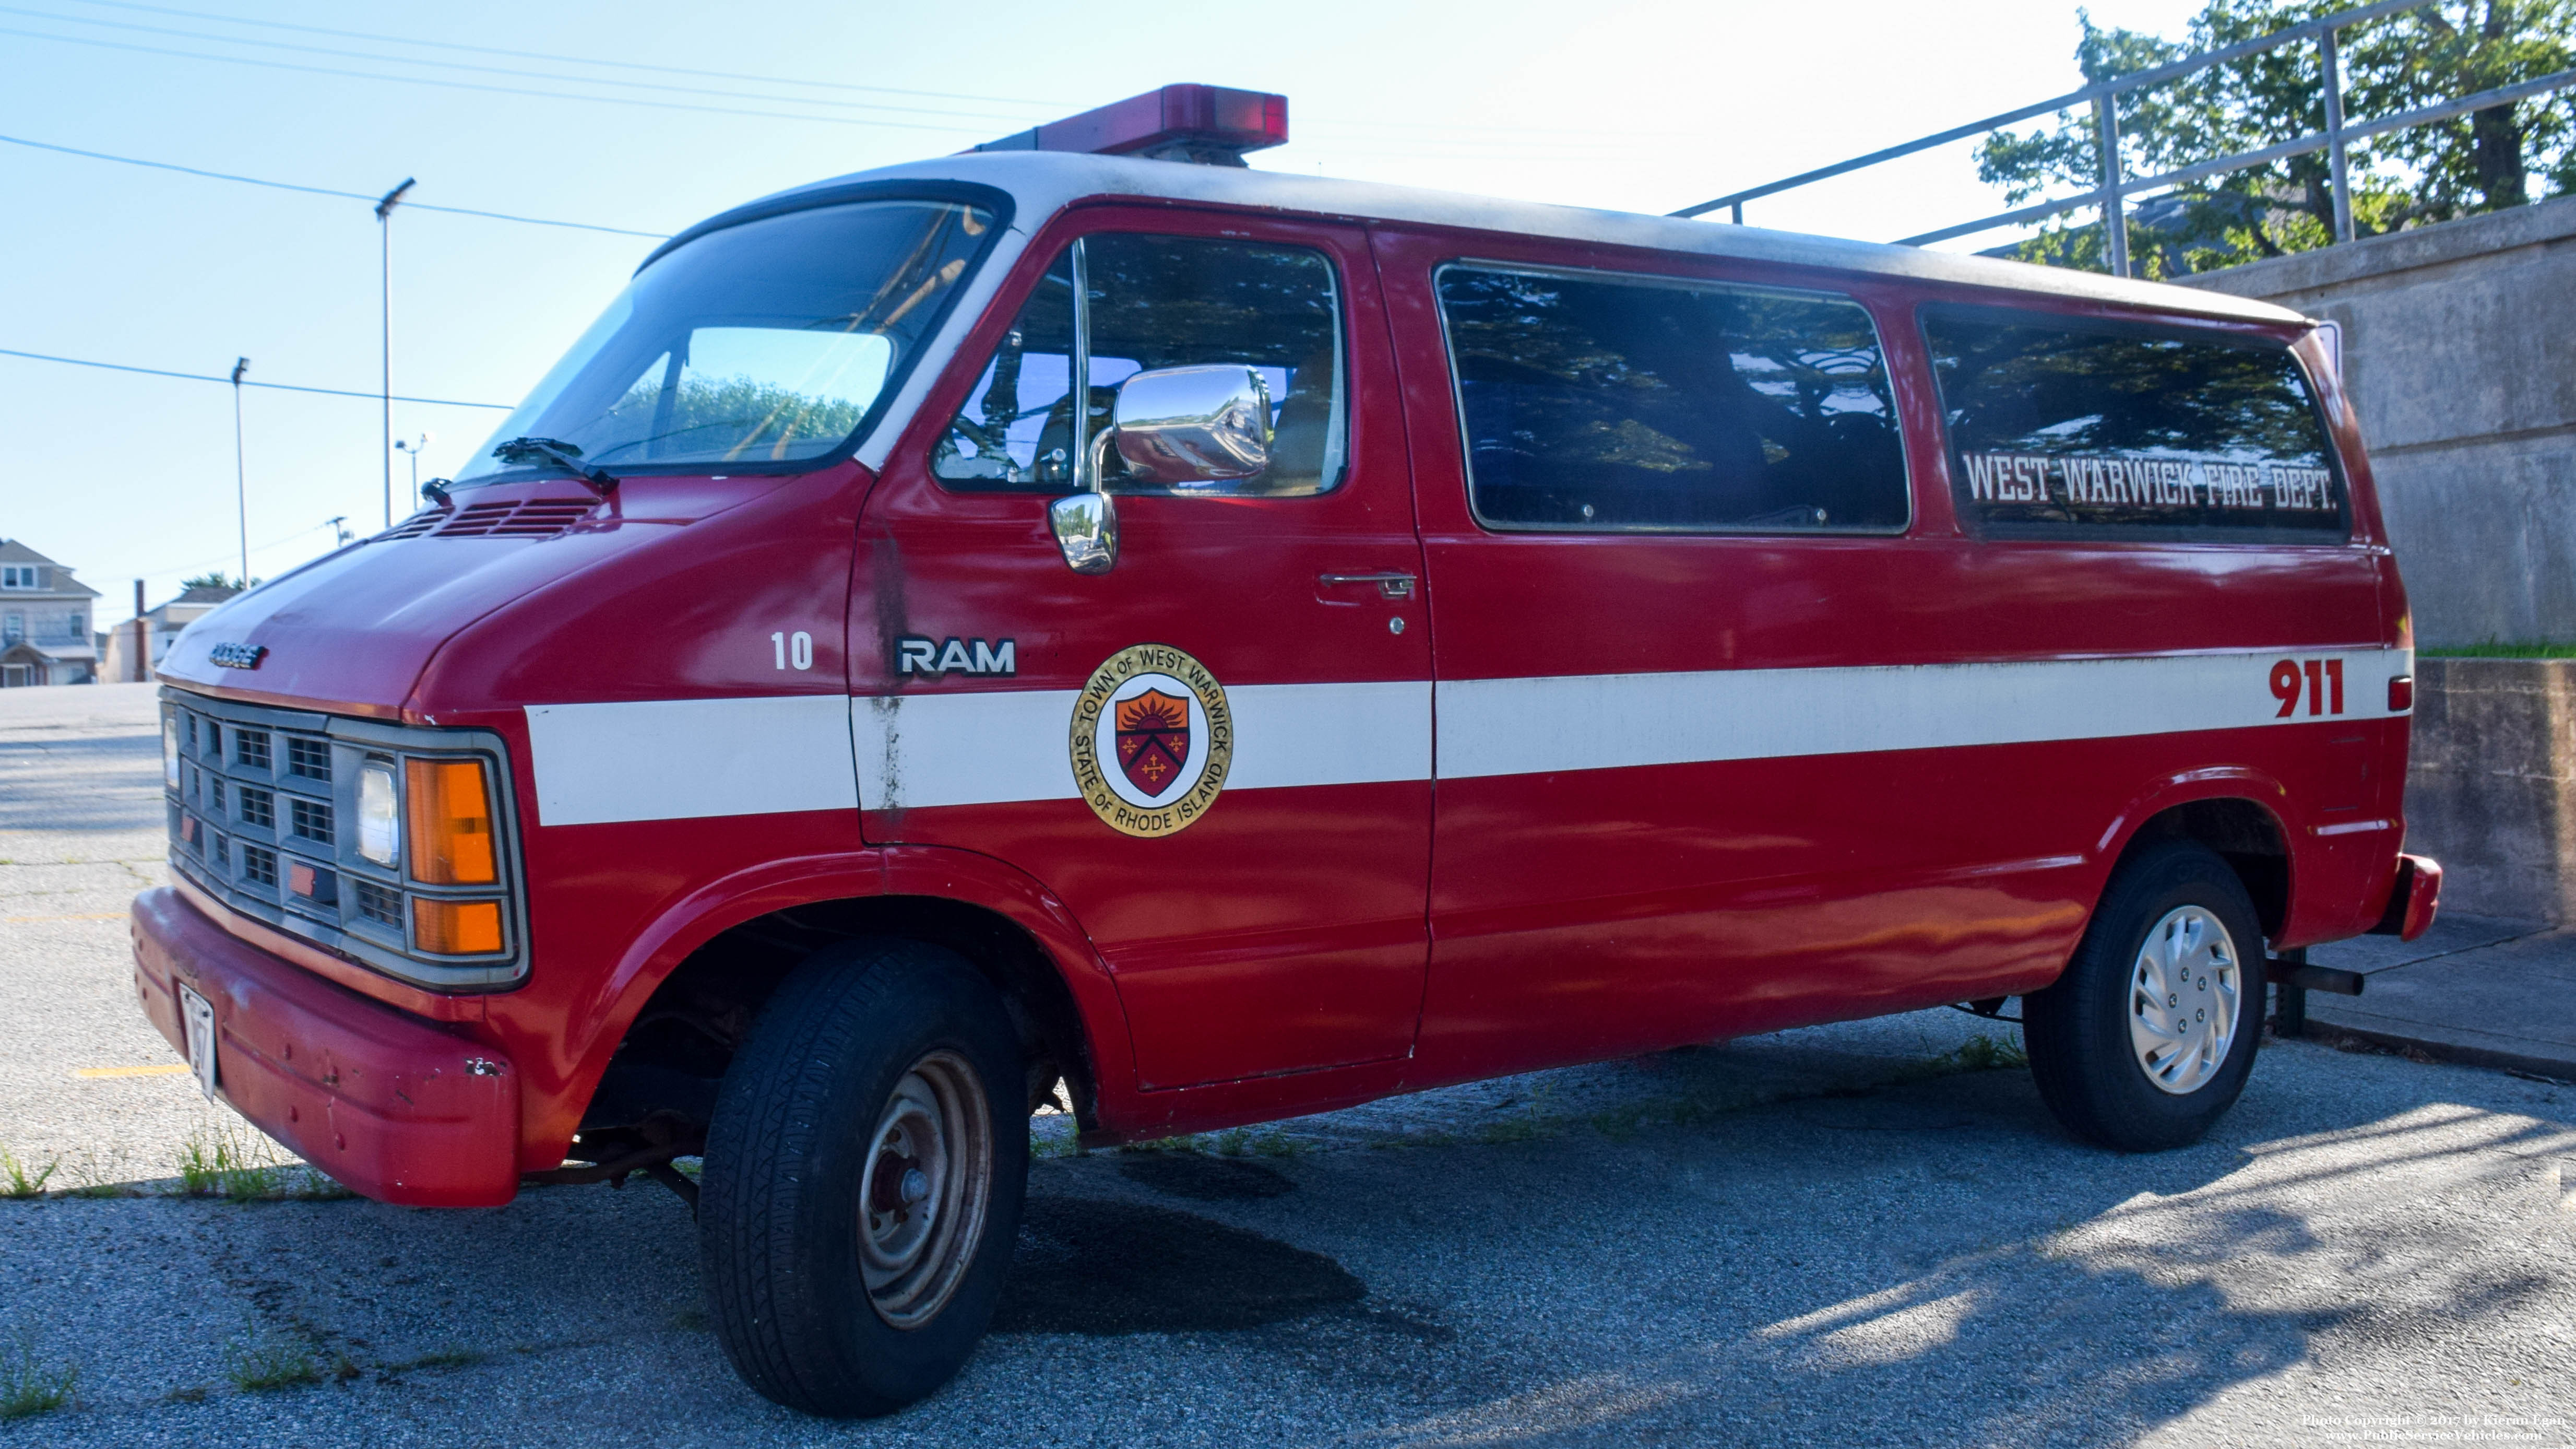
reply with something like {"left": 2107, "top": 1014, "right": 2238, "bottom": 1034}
{"left": 1435, "top": 265, "right": 1907, "bottom": 532}
{"left": 933, "top": 232, "right": 1346, "bottom": 496}
{"left": 1922, "top": 305, "right": 2348, "bottom": 540}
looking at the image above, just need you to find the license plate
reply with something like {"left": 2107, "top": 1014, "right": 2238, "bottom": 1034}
{"left": 179, "top": 983, "right": 219, "bottom": 1102}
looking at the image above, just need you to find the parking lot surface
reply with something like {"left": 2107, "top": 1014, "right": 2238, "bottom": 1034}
{"left": 5, "top": 684, "right": 2573, "bottom": 1447}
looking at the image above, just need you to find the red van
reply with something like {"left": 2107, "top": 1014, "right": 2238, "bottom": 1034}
{"left": 132, "top": 85, "right": 2440, "bottom": 1416}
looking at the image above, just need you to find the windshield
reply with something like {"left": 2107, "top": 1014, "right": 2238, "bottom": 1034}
{"left": 457, "top": 199, "right": 995, "bottom": 482}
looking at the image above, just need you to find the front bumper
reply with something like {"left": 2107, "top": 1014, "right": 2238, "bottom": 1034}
{"left": 130, "top": 887, "right": 520, "bottom": 1207}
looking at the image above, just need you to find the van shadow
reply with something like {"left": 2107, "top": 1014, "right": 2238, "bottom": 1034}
{"left": 1023, "top": 1055, "right": 2576, "bottom": 1446}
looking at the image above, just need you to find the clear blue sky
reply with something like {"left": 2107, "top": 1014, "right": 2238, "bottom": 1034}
{"left": 1, "top": 0, "right": 2205, "bottom": 616}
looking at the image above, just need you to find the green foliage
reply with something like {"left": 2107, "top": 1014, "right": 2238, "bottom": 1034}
{"left": 175, "top": 1126, "right": 350, "bottom": 1201}
{"left": 220, "top": 1330, "right": 320, "bottom": 1392}
{"left": 0, "top": 1338, "right": 76, "bottom": 1421}
{"left": 1980, "top": 1, "right": 2576, "bottom": 273}
{"left": 0, "top": 1145, "right": 56, "bottom": 1199}
{"left": 178, "top": 572, "right": 249, "bottom": 592}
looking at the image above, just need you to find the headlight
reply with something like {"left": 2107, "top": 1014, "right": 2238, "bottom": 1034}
{"left": 357, "top": 762, "right": 399, "bottom": 866}
{"left": 405, "top": 759, "right": 496, "bottom": 885}
{"left": 162, "top": 717, "right": 180, "bottom": 790}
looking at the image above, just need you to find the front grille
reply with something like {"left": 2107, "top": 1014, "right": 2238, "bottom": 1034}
{"left": 290, "top": 797, "right": 334, "bottom": 845}
{"left": 353, "top": 879, "right": 402, "bottom": 927}
{"left": 164, "top": 689, "right": 525, "bottom": 991}
{"left": 286, "top": 737, "right": 331, "bottom": 780}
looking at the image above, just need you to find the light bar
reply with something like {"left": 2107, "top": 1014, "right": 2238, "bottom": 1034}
{"left": 969, "top": 84, "right": 1288, "bottom": 167}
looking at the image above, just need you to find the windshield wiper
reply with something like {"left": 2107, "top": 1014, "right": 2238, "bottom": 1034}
{"left": 492, "top": 436, "right": 618, "bottom": 496}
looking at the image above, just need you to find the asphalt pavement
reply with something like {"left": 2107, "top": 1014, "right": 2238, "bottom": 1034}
{"left": 4, "top": 682, "right": 2573, "bottom": 1447}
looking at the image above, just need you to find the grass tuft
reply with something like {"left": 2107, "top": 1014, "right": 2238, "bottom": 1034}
{"left": 0, "top": 1146, "right": 57, "bottom": 1200}
{"left": 1933, "top": 1033, "right": 2031, "bottom": 1073}
{"left": 0, "top": 1339, "right": 77, "bottom": 1421}
{"left": 175, "top": 1127, "right": 350, "bottom": 1201}
{"left": 221, "top": 1330, "right": 321, "bottom": 1393}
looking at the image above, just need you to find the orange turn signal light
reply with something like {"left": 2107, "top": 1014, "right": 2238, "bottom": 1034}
{"left": 411, "top": 898, "right": 504, "bottom": 956}
{"left": 406, "top": 759, "right": 496, "bottom": 885}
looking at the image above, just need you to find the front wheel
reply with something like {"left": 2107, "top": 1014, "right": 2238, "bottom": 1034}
{"left": 2025, "top": 841, "right": 2268, "bottom": 1152}
{"left": 699, "top": 940, "right": 1027, "bottom": 1417}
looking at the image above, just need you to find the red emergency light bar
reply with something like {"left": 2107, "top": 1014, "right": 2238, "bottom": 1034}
{"left": 968, "top": 84, "right": 1289, "bottom": 167}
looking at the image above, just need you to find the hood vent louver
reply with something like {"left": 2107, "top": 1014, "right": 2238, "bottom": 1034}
{"left": 377, "top": 498, "right": 599, "bottom": 543}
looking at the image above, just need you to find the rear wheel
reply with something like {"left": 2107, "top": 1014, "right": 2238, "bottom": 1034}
{"left": 2025, "top": 841, "right": 2267, "bottom": 1152}
{"left": 699, "top": 940, "right": 1026, "bottom": 1417}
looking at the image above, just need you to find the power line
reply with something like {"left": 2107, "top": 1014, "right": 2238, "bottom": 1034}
{"left": 0, "top": 132, "right": 670, "bottom": 237}
{"left": 0, "top": 24, "right": 1003, "bottom": 134}
{"left": 0, "top": 347, "right": 512, "bottom": 408}
{"left": 3, "top": 5, "right": 1059, "bottom": 126}
{"left": 38, "top": 0, "right": 1717, "bottom": 149}
{"left": 57, "top": 0, "right": 1080, "bottom": 110}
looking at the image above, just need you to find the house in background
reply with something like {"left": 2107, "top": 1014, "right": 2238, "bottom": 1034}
{"left": 98, "top": 582, "right": 243, "bottom": 682}
{"left": 0, "top": 540, "right": 102, "bottom": 687}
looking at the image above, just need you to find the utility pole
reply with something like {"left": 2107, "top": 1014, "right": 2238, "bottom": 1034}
{"left": 130, "top": 580, "right": 146, "bottom": 682}
{"left": 375, "top": 177, "right": 416, "bottom": 530}
{"left": 230, "top": 357, "right": 250, "bottom": 587}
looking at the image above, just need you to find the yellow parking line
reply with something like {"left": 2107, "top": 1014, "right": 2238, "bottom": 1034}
{"left": 4, "top": 912, "right": 127, "bottom": 924}
{"left": 74, "top": 1064, "right": 190, "bottom": 1079}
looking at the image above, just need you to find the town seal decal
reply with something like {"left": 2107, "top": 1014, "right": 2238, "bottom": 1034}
{"left": 1069, "top": 644, "right": 1232, "bottom": 838}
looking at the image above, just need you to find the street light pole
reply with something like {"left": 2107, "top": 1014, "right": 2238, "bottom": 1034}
{"left": 230, "top": 357, "right": 250, "bottom": 586}
{"left": 374, "top": 177, "right": 416, "bottom": 531}
{"left": 393, "top": 433, "right": 431, "bottom": 510}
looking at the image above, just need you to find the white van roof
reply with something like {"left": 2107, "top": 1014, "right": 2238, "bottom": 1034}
{"left": 758, "top": 150, "right": 2308, "bottom": 327}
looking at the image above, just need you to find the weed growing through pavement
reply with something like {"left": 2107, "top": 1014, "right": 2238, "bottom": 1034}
{"left": 0, "top": 1336, "right": 77, "bottom": 1421}
{"left": 175, "top": 1127, "right": 352, "bottom": 1201}
{"left": 1934, "top": 1033, "right": 2029, "bottom": 1073}
{"left": 0, "top": 1145, "right": 57, "bottom": 1199}
{"left": 220, "top": 1328, "right": 321, "bottom": 1392}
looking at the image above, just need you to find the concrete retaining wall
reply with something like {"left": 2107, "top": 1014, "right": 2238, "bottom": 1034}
{"left": 2181, "top": 198, "right": 2576, "bottom": 649}
{"left": 2405, "top": 657, "right": 2576, "bottom": 922}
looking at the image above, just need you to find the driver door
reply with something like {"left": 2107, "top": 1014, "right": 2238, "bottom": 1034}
{"left": 853, "top": 207, "right": 1432, "bottom": 1091}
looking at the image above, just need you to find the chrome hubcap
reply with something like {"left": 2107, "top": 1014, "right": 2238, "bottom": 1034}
{"left": 2128, "top": 905, "right": 2242, "bottom": 1095}
{"left": 857, "top": 1051, "right": 992, "bottom": 1328}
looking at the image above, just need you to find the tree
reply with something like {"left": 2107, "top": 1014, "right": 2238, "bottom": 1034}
{"left": 1977, "top": 1, "right": 2575, "bottom": 275}
{"left": 179, "top": 572, "right": 250, "bottom": 593}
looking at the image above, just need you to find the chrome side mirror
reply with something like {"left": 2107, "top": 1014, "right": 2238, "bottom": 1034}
{"left": 1049, "top": 490, "right": 1117, "bottom": 575}
{"left": 1112, "top": 364, "right": 1272, "bottom": 487}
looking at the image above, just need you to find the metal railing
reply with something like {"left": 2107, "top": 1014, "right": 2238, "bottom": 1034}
{"left": 1670, "top": 0, "right": 2576, "bottom": 275}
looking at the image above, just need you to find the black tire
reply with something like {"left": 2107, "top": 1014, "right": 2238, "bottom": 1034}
{"left": 2025, "top": 840, "right": 2268, "bottom": 1152}
{"left": 700, "top": 939, "right": 1027, "bottom": 1417}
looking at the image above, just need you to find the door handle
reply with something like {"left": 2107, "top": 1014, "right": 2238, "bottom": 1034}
{"left": 1319, "top": 572, "right": 1417, "bottom": 600}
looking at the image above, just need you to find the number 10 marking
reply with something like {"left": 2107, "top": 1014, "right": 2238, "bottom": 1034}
{"left": 2271, "top": 657, "right": 2343, "bottom": 717}
{"left": 771, "top": 631, "right": 814, "bottom": 671}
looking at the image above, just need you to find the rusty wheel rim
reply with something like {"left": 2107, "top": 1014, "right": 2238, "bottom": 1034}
{"left": 856, "top": 1050, "right": 992, "bottom": 1328}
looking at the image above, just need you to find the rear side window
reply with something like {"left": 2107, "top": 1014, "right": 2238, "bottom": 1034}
{"left": 933, "top": 232, "right": 1346, "bottom": 497}
{"left": 1922, "top": 305, "right": 2347, "bottom": 541}
{"left": 1435, "top": 264, "right": 1908, "bottom": 533}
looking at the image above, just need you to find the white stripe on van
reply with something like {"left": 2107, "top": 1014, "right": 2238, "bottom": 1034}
{"left": 1432, "top": 647, "right": 2409, "bottom": 781}
{"left": 523, "top": 647, "right": 2405, "bottom": 824}
{"left": 526, "top": 694, "right": 859, "bottom": 827}
{"left": 850, "top": 679, "right": 1433, "bottom": 812}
